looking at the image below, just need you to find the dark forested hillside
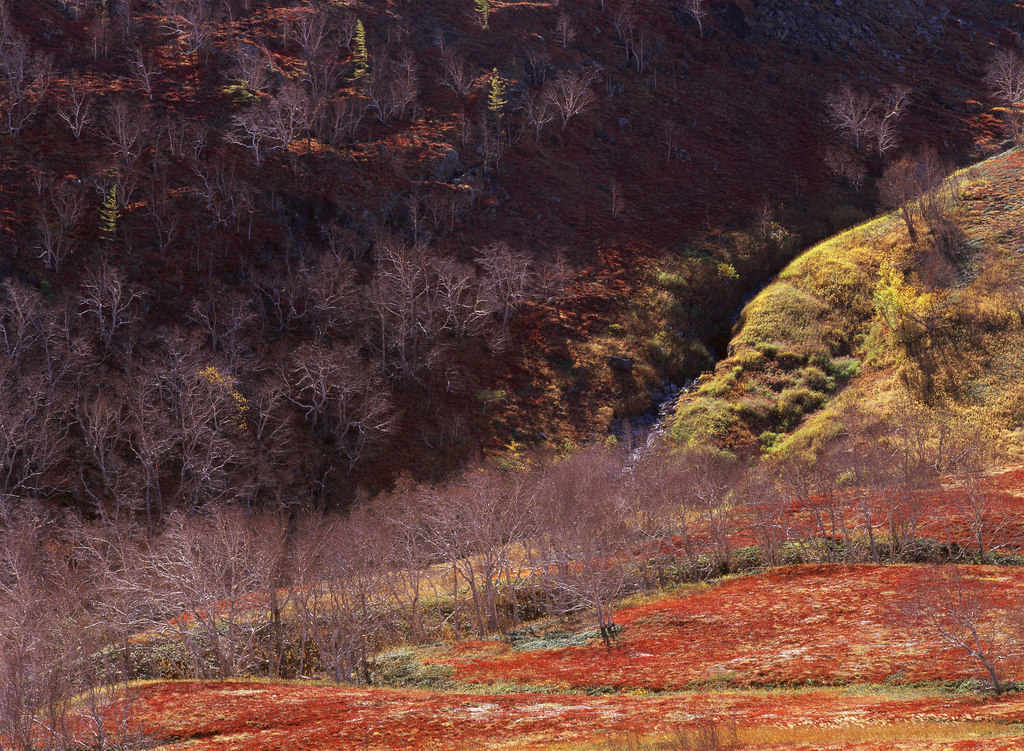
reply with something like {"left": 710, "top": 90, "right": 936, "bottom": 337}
{"left": 0, "top": 0, "right": 1019, "bottom": 508}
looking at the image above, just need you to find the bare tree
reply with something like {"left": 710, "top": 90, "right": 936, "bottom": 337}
{"left": 879, "top": 147, "right": 948, "bottom": 246}
{"left": 167, "top": 116, "right": 208, "bottom": 161}
{"left": 70, "top": 519, "right": 148, "bottom": 749}
{"left": 986, "top": 48, "right": 1024, "bottom": 108}
{"left": 113, "top": 0, "right": 136, "bottom": 43}
{"left": 543, "top": 68, "right": 598, "bottom": 132}
{"left": 440, "top": 49, "right": 477, "bottom": 99}
{"left": 89, "top": 13, "right": 112, "bottom": 60}
{"left": 124, "top": 374, "right": 171, "bottom": 532}
{"left": 292, "top": 4, "right": 335, "bottom": 65}
{"left": 738, "top": 464, "right": 789, "bottom": 569}
{"left": 392, "top": 49, "right": 419, "bottom": 121}
{"left": 825, "top": 84, "right": 875, "bottom": 152}
{"left": 774, "top": 454, "right": 849, "bottom": 564}
{"left": 226, "top": 42, "right": 271, "bottom": 98}
{"left": 523, "top": 45, "right": 550, "bottom": 87}
{"left": 364, "top": 55, "right": 418, "bottom": 125}
{"left": 227, "top": 80, "right": 311, "bottom": 162}
{"left": 0, "top": 503, "right": 64, "bottom": 751}
{"left": 535, "top": 246, "right": 576, "bottom": 313}
{"left": 299, "top": 251, "right": 360, "bottom": 340}
{"left": 478, "top": 241, "right": 534, "bottom": 338}
{"left": 147, "top": 508, "right": 285, "bottom": 678}
{"left": 987, "top": 50, "right": 1024, "bottom": 143}
{"left": 429, "top": 254, "right": 491, "bottom": 340}
{"left": 227, "top": 108, "right": 267, "bottom": 166}
{"left": 72, "top": 386, "right": 132, "bottom": 522}
{"left": 364, "top": 238, "right": 450, "bottom": 382}
{"left": 0, "top": 26, "right": 53, "bottom": 139}
{"left": 263, "top": 80, "right": 313, "bottom": 150}
{"left": 422, "top": 468, "right": 534, "bottom": 638}
{"left": 372, "top": 483, "right": 436, "bottom": 643}
{"left": 609, "top": 180, "right": 624, "bottom": 218}
{"left": 78, "top": 263, "right": 141, "bottom": 351}
{"left": 56, "top": 79, "right": 93, "bottom": 138}
{"left": 556, "top": 11, "right": 576, "bottom": 50}
{"left": 898, "top": 566, "right": 1014, "bottom": 694}
{"left": 293, "top": 5, "right": 342, "bottom": 100}
{"left": 535, "top": 446, "right": 630, "bottom": 645}
{"left": 145, "top": 171, "right": 182, "bottom": 254}
{"left": 659, "top": 119, "right": 681, "bottom": 165}
{"left": 101, "top": 98, "right": 151, "bottom": 168}
{"left": 188, "top": 281, "right": 258, "bottom": 363}
{"left": 953, "top": 467, "right": 1007, "bottom": 566}
{"left": 682, "top": 0, "right": 708, "bottom": 39}
{"left": 821, "top": 145, "right": 866, "bottom": 189}
{"left": 320, "top": 93, "right": 367, "bottom": 145}
{"left": 627, "top": 446, "right": 699, "bottom": 587}
{"left": 158, "top": 0, "right": 215, "bottom": 60}
{"left": 631, "top": 28, "right": 661, "bottom": 74}
{"left": 0, "top": 278, "right": 47, "bottom": 365}
{"left": 0, "top": 374, "right": 67, "bottom": 498}
{"left": 288, "top": 507, "right": 334, "bottom": 676}
{"left": 523, "top": 87, "right": 556, "bottom": 141}
{"left": 0, "top": 304, "right": 71, "bottom": 499}
{"left": 189, "top": 155, "right": 255, "bottom": 236}
{"left": 289, "top": 342, "right": 395, "bottom": 470}
{"left": 129, "top": 45, "right": 160, "bottom": 100}
{"left": 612, "top": 5, "right": 638, "bottom": 59}
{"left": 35, "top": 182, "right": 83, "bottom": 273}
{"left": 301, "top": 507, "right": 391, "bottom": 683}
{"left": 874, "top": 85, "right": 910, "bottom": 157}
{"left": 1002, "top": 107, "right": 1024, "bottom": 145}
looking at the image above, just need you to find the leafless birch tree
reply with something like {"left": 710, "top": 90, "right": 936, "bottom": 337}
{"left": 56, "top": 79, "right": 93, "bottom": 138}
{"left": 986, "top": 49, "right": 1024, "bottom": 107}
{"left": 0, "top": 25, "right": 52, "bottom": 139}
{"left": 683, "top": 0, "right": 708, "bottom": 39}
{"left": 544, "top": 68, "right": 597, "bottom": 131}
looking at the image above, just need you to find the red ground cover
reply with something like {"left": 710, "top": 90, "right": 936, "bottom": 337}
{"left": 446, "top": 565, "right": 1024, "bottom": 691}
{"left": 129, "top": 680, "right": 1024, "bottom": 750}
{"left": 721, "top": 466, "right": 1024, "bottom": 561}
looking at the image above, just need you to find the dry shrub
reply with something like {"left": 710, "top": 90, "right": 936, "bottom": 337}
{"left": 914, "top": 244, "right": 959, "bottom": 292}
{"left": 742, "top": 720, "right": 1014, "bottom": 747}
{"left": 608, "top": 719, "right": 738, "bottom": 751}
{"left": 1002, "top": 107, "right": 1024, "bottom": 145}
{"left": 920, "top": 180, "right": 964, "bottom": 259}
{"left": 666, "top": 719, "right": 738, "bottom": 750}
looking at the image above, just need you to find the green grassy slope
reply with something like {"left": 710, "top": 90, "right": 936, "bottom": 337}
{"left": 670, "top": 146, "right": 1024, "bottom": 462}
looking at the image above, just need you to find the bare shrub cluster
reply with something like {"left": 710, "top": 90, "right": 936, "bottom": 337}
{"left": 825, "top": 83, "right": 909, "bottom": 157}
{"left": 879, "top": 146, "right": 962, "bottom": 255}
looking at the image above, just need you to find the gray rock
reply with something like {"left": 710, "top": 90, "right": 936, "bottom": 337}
{"left": 608, "top": 355, "right": 633, "bottom": 373}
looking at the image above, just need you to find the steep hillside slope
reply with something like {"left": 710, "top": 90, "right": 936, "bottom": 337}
{"left": 671, "top": 145, "right": 1024, "bottom": 462}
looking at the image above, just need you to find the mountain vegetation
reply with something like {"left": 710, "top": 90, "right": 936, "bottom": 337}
{"left": 3, "top": 0, "right": 1024, "bottom": 747}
